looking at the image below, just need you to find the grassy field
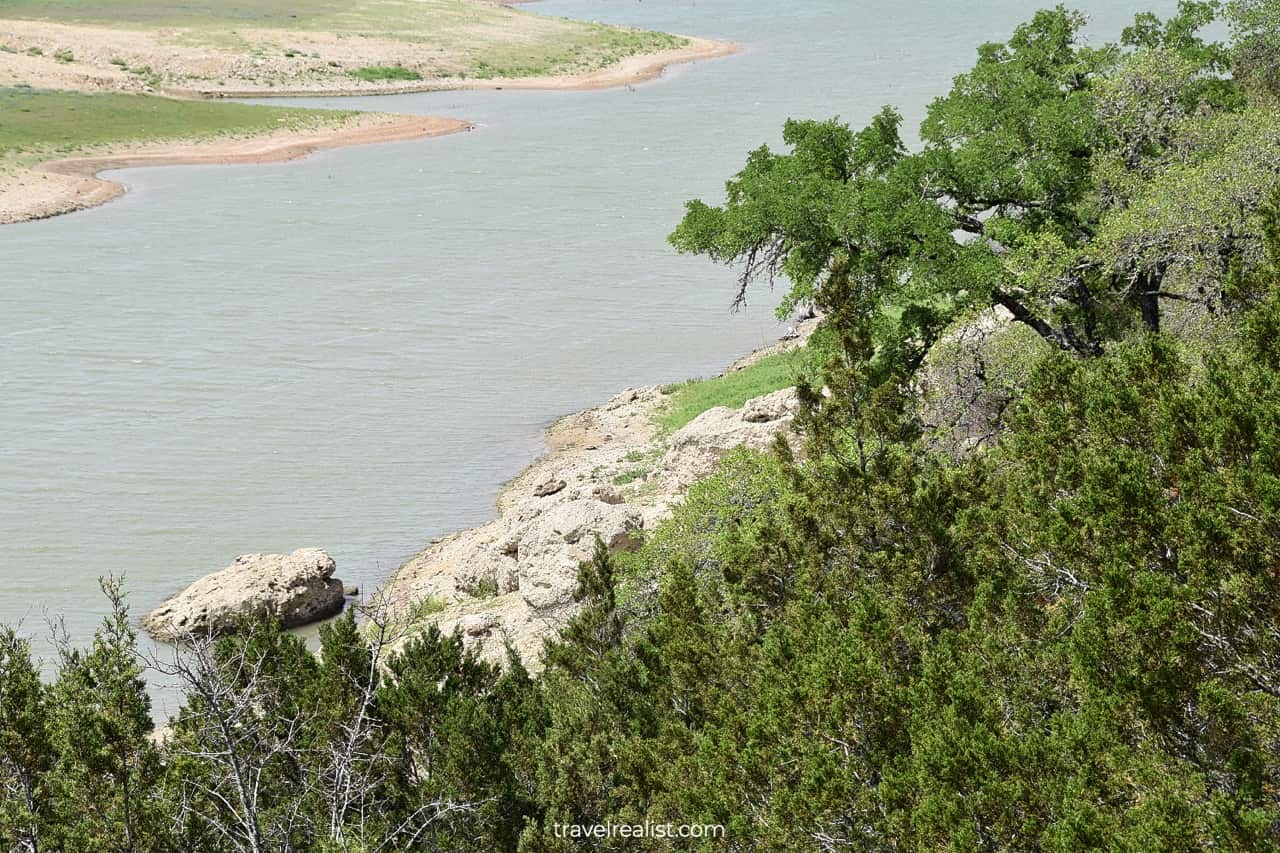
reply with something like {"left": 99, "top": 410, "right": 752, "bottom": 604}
{"left": 0, "top": 87, "right": 355, "bottom": 163}
{"left": 656, "top": 348, "right": 808, "bottom": 435}
{"left": 348, "top": 65, "right": 422, "bottom": 83}
{"left": 0, "top": 0, "right": 360, "bottom": 27}
{"left": 0, "top": 0, "right": 564, "bottom": 31}
{"left": 439, "top": 22, "right": 685, "bottom": 81}
{"left": 0, "top": 0, "right": 688, "bottom": 90}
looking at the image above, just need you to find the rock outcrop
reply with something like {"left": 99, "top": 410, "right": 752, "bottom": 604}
{"left": 380, "top": 320, "right": 818, "bottom": 669}
{"left": 916, "top": 307, "right": 1048, "bottom": 455}
{"left": 533, "top": 477, "right": 567, "bottom": 498}
{"left": 660, "top": 388, "right": 799, "bottom": 490}
{"left": 142, "top": 548, "right": 345, "bottom": 640}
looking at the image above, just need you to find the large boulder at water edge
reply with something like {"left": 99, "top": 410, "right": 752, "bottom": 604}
{"left": 141, "top": 548, "right": 345, "bottom": 640}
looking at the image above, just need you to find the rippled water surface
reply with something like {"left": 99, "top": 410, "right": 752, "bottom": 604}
{"left": 0, "top": 0, "right": 1177, "bottom": 713}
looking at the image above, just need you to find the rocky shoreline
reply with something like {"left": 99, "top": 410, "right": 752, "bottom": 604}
{"left": 378, "top": 316, "right": 819, "bottom": 667}
{"left": 136, "top": 319, "right": 817, "bottom": 656}
{"left": 142, "top": 548, "right": 348, "bottom": 641}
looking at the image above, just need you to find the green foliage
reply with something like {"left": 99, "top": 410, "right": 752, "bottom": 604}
{"left": 656, "top": 346, "right": 813, "bottom": 434}
{"left": 471, "top": 576, "right": 500, "bottom": 599}
{"left": 610, "top": 468, "right": 646, "bottom": 486}
{"left": 1227, "top": 0, "right": 1280, "bottom": 97}
{"left": 4, "top": 5, "right": 1280, "bottom": 850}
{"left": 0, "top": 629, "right": 54, "bottom": 852}
{"left": 347, "top": 65, "right": 422, "bottom": 82}
{"left": 520, "top": 290, "right": 1280, "bottom": 849}
{"left": 616, "top": 447, "right": 795, "bottom": 622}
{"left": 398, "top": 593, "right": 448, "bottom": 632}
{"left": 380, "top": 625, "right": 541, "bottom": 851}
{"left": 163, "top": 619, "right": 320, "bottom": 851}
{"left": 672, "top": 1, "right": 1273, "bottom": 356}
{"left": 48, "top": 578, "right": 165, "bottom": 852}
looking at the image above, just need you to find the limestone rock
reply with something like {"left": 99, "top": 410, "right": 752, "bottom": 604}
{"left": 141, "top": 548, "right": 344, "bottom": 640}
{"left": 743, "top": 389, "right": 797, "bottom": 423}
{"left": 458, "top": 612, "right": 500, "bottom": 638}
{"left": 390, "top": 593, "right": 565, "bottom": 668}
{"left": 533, "top": 477, "right": 567, "bottom": 498}
{"left": 454, "top": 548, "right": 519, "bottom": 597}
{"left": 591, "top": 484, "right": 625, "bottom": 505}
{"left": 661, "top": 388, "right": 798, "bottom": 489}
{"left": 515, "top": 500, "right": 643, "bottom": 609}
{"left": 379, "top": 326, "right": 819, "bottom": 671}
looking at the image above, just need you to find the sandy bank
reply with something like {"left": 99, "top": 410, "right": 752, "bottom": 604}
{"left": 469, "top": 37, "right": 738, "bottom": 93}
{"left": 0, "top": 16, "right": 736, "bottom": 98}
{"left": 206, "top": 37, "right": 739, "bottom": 98}
{"left": 0, "top": 113, "right": 470, "bottom": 225}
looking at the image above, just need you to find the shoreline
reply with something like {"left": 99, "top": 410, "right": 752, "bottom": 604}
{"left": 0, "top": 35, "right": 736, "bottom": 226}
{"left": 0, "top": 113, "right": 471, "bottom": 225}
{"left": 0, "top": 12, "right": 737, "bottom": 101}
{"left": 189, "top": 37, "right": 739, "bottom": 99}
{"left": 377, "top": 316, "right": 819, "bottom": 667}
{"left": 496, "top": 312, "right": 815, "bottom": 514}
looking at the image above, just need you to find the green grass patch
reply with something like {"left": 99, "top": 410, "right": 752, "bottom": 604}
{"left": 456, "top": 24, "right": 684, "bottom": 79}
{"left": 610, "top": 448, "right": 663, "bottom": 486}
{"left": 0, "top": 0, "right": 688, "bottom": 86}
{"left": 0, "top": 88, "right": 355, "bottom": 162}
{"left": 405, "top": 595, "right": 447, "bottom": 622}
{"left": 347, "top": 65, "right": 421, "bottom": 82}
{"left": 367, "top": 594, "right": 448, "bottom": 641}
{"left": 470, "top": 578, "right": 499, "bottom": 600}
{"left": 657, "top": 349, "right": 806, "bottom": 435}
{"left": 612, "top": 469, "right": 647, "bottom": 486}
{"left": 0, "top": 0, "right": 355, "bottom": 28}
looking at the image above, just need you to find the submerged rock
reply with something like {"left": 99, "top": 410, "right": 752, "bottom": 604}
{"left": 141, "top": 548, "right": 345, "bottom": 640}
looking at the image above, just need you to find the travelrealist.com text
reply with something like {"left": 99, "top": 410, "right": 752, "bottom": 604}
{"left": 552, "top": 822, "right": 727, "bottom": 840}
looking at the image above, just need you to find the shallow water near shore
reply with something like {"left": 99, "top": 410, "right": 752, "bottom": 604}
{"left": 0, "top": 0, "right": 1177, "bottom": 713}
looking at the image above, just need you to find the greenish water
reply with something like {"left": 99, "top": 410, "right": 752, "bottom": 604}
{"left": 0, "top": 0, "right": 1177, "bottom": 713}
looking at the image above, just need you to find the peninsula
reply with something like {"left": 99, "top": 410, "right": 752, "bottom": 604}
{"left": 0, "top": 0, "right": 734, "bottom": 223}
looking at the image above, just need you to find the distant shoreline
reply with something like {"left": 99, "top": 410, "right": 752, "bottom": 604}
{"left": 0, "top": 11, "right": 737, "bottom": 101}
{"left": 0, "top": 113, "right": 469, "bottom": 225}
{"left": 0, "top": 35, "right": 736, "bottom": 226}
{"left": 190, "top": 37, "right": 738, "bottom": 99}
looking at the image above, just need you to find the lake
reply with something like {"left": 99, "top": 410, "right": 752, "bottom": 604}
{"left": 0, "top": 0, "right": 1177, "bottom": 714}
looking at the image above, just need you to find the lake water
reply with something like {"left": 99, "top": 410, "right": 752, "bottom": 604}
{"left": 0, "top": 0, "right": 1177, "bottom": 714}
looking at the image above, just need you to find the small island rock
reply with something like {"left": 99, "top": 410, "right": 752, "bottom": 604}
{"left": 142, "top": 548, "right": 345, "bottom": 640}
